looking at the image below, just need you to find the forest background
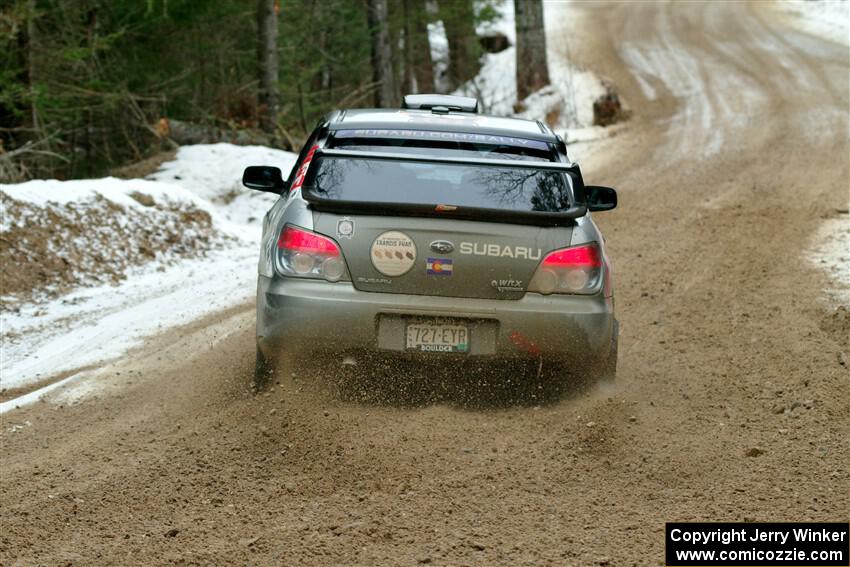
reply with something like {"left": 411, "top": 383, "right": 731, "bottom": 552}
{"left": 0, "top": 0, "right": 554, "bottom": 181}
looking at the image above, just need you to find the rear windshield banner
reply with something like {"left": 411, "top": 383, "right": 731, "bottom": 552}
{"left": 333, "top": 128, "right": 550, "bottom": 151}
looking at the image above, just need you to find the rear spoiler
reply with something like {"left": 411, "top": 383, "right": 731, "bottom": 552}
{"left": 301, "top": 149, "right": 588, "bottom": 226}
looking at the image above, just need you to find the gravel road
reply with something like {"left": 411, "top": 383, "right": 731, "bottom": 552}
{"left": 2, "top": 2, "right": 848, "bottom": 565}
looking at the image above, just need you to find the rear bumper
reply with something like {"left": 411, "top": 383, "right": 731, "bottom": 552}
{"left": 257, "top": 276, "right": 614, "bottom": 362}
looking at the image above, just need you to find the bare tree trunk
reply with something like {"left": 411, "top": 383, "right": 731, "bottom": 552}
{"left": 441, "top": 0, "right": 478, "bottom": 90}
{"left": 388, "top": 0, "right": 404, "bottom": 104}
{"left": 256, "top": 0, "right": 279, "bottom": 134}
{"left": 367, "top": 0, "right": 396, "bottom": 107}
{"left": 402, "top": 0, "right": 415, "bottom": 93}
{"left": 404, "top": 0, "right": 435, "bottom": 93}
{"left": 26, "top": 0, "right": 38, "bottom": 138}
{"left": 514, "top": 0, "right": 550, "bottom": 101}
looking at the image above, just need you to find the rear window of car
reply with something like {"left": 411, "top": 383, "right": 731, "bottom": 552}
{"left": 305, "top": 154, "right": 574, "bottom": 214}
{"left": 329, "top": 129, "right": 555, "bottom": 162}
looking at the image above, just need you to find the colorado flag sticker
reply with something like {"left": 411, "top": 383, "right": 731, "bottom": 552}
{"left": 426, "top": 257, "right": 453, "bottom": 276}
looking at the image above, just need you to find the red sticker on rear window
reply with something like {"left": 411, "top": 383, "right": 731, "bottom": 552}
{"left": 289, "top": 144, "right": 319, "bottom": 193}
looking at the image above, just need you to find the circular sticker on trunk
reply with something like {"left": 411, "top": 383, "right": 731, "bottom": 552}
{"left": 370, "top": 231, "right": 416, "bottom": 277}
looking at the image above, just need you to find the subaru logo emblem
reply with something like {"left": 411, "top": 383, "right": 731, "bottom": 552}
{"left": 430, "top": 240, "right": 454, "bottom": 254}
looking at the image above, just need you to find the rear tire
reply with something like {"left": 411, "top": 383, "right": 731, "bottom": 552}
{"left": 254, "top": 347, "right": 276, "bottom": 391}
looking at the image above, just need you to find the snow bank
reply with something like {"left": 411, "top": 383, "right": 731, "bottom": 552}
{"left": 3, "top": 176, "right": 205, "bottom": 210}
{"left": 1, "top": 143, "right": 297, "bottom": 393}
{"left": 776, "top": 0, "right": 850, "bottom": 46}
{"left": 808, "top": 215, "right": 850, "bottom": 306}
{"left": 1, "top": 178, "right": 230, "bottom": 304}
{"left": 452, "top": 1, "right": 608, "bottom": 134}
{"left": 147, "top": 143, "right": 296, "bottom": 237}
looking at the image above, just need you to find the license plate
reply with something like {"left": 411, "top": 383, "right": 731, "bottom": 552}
{"left": 405, "top": 323, "right": 469, "bottom": 353}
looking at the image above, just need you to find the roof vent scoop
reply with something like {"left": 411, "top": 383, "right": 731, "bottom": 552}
{"left": 402, "top": 94, "right": 479, "bottom": 114}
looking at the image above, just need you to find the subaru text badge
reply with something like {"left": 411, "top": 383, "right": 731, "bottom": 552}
{"left": 430, "top": 240, "right": 454, "bottom": 254}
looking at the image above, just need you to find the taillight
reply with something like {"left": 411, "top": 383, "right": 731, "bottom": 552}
{"left": 527, "top": 243, "right": 603, "bottom": 295}
{"left": 275, "top": 225, "right": 349, "bottom": 282}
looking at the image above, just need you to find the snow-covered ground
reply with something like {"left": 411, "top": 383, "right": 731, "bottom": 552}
{"left": 147, "top": 144, "right": 293, "bottom": 240}
{"left": 1, "top": 144, "right": 295, "bottom": 401}
{"left": 775, "top": 0, "right": 850, "bottom": 46}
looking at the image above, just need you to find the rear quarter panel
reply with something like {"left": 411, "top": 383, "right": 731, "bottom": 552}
{"left": 258, "top": 194, "right": 314, "bottom": 278}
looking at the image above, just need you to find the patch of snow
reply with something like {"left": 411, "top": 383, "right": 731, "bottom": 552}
{"left": 453, "top": 45, "right": 516, "bottom": 115}
{"left": 540, "top": 1, "right": 610, "bottom": 130}
{"left": 0, "top": 372, "right": 84, "bottom": 415}
{"left": 3, "top": 177, "right": 203, "bottom": 211}
{"left": 449, "top": 1, "right": 516, "bottom": 114}
{"left": 147, "top": 143, "right": 296, "bottom": 239}
{"left": 47, "top": 308, "right": 250, "bottom": 410}
{"left": 776, "top": 0, "right": 850, "bottom": 46}
{"left": 1, "top": 177, "right": 221, "bottom": 238}
{"left": 794, "top": 106, "right": 850, "bottom": 145}
{"left": 4, "top": 419, "right": 32, "bottom": 431}
{"left": 808, "top": 215, "right": 850, "bottom": 306}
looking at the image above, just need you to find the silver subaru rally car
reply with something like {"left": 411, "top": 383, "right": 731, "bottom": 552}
{"left": 243, "top": 95, "right": 618, "bottom": 389}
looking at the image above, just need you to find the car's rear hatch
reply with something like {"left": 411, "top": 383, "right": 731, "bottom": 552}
{"left": 304, "top": 149, "right": 585, "bottom": 300}
{"left": 313, "top": 213, "right": 572, "bottom": 299}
